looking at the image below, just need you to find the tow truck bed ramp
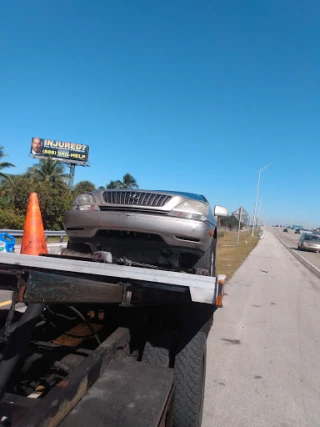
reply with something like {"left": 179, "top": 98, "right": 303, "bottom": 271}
{"left": 0, "top": 253, "right": 225, "bottom": 305}
{"left": 60, "top": 359, "right": 174, "bottom": 427}
{"left": 0, "top": 327, "right": 174, "bottom": 427}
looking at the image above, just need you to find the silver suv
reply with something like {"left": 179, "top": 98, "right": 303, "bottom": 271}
{"left": 64, "top": 189, "right": 227, "bottom": 275}
{"left": 298, "top": 233, "right": 320, "bottom": 252}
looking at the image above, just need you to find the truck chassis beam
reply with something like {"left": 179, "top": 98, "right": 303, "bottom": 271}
{"left": 0, "top": 327, "right": 131, "bottom": 427}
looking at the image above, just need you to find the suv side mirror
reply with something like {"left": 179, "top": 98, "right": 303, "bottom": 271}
{"left": 214, "top": 205, "right": 228, "bottom": 217}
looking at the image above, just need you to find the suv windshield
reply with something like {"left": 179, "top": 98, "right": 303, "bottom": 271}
{"left": 304, "top": 234, "right": 320, "bottom": 242}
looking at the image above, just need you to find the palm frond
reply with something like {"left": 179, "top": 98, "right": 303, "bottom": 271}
{"left": 0, "top": 162, "right": 15, "bottom": 170}
{"left": 0, "top": 172, "right": 11, "bottom": 181}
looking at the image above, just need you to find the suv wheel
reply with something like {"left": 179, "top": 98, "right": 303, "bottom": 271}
{"left": 67, "top": 241, "right": 92, "bottom": 254}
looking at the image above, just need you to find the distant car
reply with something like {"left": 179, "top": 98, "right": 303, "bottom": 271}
{"left": 283, "top": 228, "right": 288, "bottom": 232}
{"left": 275, "top": 225, "right": 279, "bottom": 227}
{"left": 64, "top": 189, "right": 228, "bottom": 275}
{"left": 295, "top": 229, "right": 300, "bottom": 234}
{"left": 298, "top": 233, "right": 320, "bottom": 252}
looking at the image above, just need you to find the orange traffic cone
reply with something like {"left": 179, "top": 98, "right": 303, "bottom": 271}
{"left": 20, "top": 193, "right": 48, "bottom": 256}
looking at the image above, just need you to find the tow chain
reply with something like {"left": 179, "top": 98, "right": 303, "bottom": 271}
{"left": 113, "top": 257, "right": 193, "bottom": 273}
{"left": 112, "top": 258, "right": 208, "bottom": 275}
{"left": 56, "top": 249, "right": 204, "bottom": 275}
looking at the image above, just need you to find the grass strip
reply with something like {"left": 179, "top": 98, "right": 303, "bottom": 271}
{"left": 216, "top": 229, "right": 260, "bottom": 280}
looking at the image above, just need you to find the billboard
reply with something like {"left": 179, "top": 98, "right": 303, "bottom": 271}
{"left": 30, "top": 137, "right": 89, "bottom": 164}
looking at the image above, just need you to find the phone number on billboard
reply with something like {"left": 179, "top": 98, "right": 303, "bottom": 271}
{"left": 41, "top": 149, "right": 87, "bottom": 160}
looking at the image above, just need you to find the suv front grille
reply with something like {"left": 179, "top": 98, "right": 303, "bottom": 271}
{"left": 103, "top": 191, "right": 172, "bottom": 207}
{"left": 99, "top": 207, "right": 168, "bottom": 215}
{"left": 95, "top": 230, "right": 164, "bottom": 241}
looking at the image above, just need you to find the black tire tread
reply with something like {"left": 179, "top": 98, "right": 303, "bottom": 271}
{"left": 173, "top": 330, "right": 207, "bottom": 427}
{"left": 141, "top": 341, "right": 170, "bottom": 367}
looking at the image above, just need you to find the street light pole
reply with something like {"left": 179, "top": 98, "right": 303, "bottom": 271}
{"left": 251, "top": 164, "right": 272, "bottom": 236}
{"left": 257, "top": 197, "right": 262, "bottom": 227}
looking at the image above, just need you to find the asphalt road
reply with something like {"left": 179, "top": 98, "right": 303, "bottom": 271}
{"left": 271, "top": 227, "right": 320, "bottom": 271}
{"left": 0, "top": 290, "right": 12, "bottom": 309}
{"left": 203, "top": 229, "right": 320, "bottom": 427}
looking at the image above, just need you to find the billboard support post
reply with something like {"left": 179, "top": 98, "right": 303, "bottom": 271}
{"left": 69, "top": 164, "right": 76, "bottom": 188}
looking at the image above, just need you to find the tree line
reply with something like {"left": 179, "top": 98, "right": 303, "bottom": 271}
{"left": 0, "top": 146, "right": 138, "bottom": 230}
{"left": 219, "top": 215, "right": 246, "bottom": 230}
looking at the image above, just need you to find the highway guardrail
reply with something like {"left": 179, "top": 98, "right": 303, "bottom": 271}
{"left": 0, "top": 229, "right": 66, "bottom": 242}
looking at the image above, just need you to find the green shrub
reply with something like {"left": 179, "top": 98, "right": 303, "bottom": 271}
{"left": 0, "top": 209, "right": 25, "bottom": 229}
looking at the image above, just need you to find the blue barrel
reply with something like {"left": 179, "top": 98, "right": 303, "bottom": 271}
{"left": 0, "top": 233, "right": 15, "bottom": 253}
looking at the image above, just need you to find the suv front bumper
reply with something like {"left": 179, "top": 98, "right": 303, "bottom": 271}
{"left": 64, "top": 210, "right": 215, "bottom": 252}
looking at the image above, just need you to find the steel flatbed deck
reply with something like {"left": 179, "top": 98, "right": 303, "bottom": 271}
{"left": 0, "top": 327, "right": 174, "bottom": 427}
{"left": 0, "top": 252, "right": 226, "bottom": 306}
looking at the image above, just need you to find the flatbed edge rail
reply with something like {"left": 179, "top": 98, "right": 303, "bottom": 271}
{"left": 0, "top": 253, "right": 226, "bottom": 306}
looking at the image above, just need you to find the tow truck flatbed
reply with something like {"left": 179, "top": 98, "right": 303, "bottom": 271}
{"left": 0, "top": 252, "right": 226, "bottom": 306}
{"left": 0, "top": 250, "right": 226, "bottom": 427}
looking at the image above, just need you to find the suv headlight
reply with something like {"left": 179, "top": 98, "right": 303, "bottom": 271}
{"left": 169, "top": 200, "right": 209, "bottom": 221}
{"left": 71, "top": 194, "right": 100, "bottom": 211}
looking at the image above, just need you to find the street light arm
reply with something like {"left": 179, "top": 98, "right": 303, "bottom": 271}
{"left": 260, "top": 164, "right": 273, "bottom": 173}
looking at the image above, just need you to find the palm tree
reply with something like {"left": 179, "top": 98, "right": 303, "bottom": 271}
{"left": 0, "top": 146, "right": 15, "bottom": 181}
{"left": 27, "top": 158, "right": 70, "bottom": 186}
{"left": 106, "top": 173, "right": 138, "bottom": 189}
{"left": 74, "top": 180, "right": 96, "bottom": 194}
{"left": 122, "top": 173, "right": 138, "bottom": 189}
{"left": 106, "top": 179, "right": 124, "bottom": 189}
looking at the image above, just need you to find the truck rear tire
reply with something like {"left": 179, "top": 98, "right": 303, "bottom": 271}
{"left": 141, "top": 322, "right": 207, "bottom": 427}
{"left": 141, "top": 340, "right": 171, "bottom": 368}
{"left": 172, "top": 329, "right": 207, "bottom": 427}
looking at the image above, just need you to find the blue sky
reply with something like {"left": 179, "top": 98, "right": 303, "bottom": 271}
{"left": 1, "top": 0, "right": 319, "bottom": 226}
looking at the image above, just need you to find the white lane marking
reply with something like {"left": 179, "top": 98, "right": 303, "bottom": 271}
{"left": 278, "top": 237, "right": 320, "bottom": 274}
